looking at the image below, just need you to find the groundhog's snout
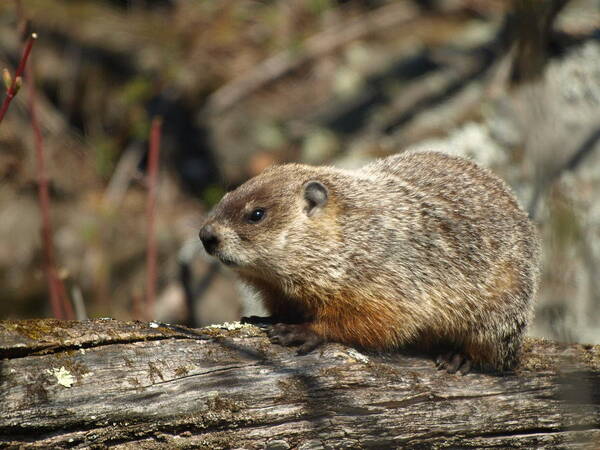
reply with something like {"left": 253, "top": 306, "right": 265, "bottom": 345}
{"left": 199, "top": 223, "right": 220, "bottom": 255}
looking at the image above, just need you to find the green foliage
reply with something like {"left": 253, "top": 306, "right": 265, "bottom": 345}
{"left": 307, "top": 0, "right": 333, "bottom": 15}
{"left": 130, "top": 107, "right": 151, "bottom": 141}
{"left": 119, "top": 78, "right": 153, "bottom": 107}
{"left": 202, "top": 185, "right": 227, "bottom": 208}
{"left": 93, "top": 138, "right": 118, "bottom": 180}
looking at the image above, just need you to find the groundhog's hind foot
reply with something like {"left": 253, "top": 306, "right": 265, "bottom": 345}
{"left": 267, "top": 323, "right": 325, "bottom": 355}
{"left": 435, "top": 352, "right": 472, "bottom": 375}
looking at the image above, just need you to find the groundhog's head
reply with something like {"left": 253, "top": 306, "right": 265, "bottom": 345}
{"left": 199, "top": 165, "right": 330, "bottom": 274}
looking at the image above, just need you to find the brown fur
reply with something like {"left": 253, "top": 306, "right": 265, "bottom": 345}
{"left": 200, "top": 152, "right": 541, "bottom": 370}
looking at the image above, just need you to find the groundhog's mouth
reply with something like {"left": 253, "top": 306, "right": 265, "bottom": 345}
{"left": 218, "top": 255, "right": 238, "bottom": 267}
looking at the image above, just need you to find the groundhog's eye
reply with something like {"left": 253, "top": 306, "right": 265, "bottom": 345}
{"left": 247, "top": 208, "right": 266, "bottom": 224}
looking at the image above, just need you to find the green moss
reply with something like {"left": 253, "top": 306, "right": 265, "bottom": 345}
{"left": 3, "top": 319, "right": 79, "bottom": 342}
{"left": 276, "top": 376, "right": 310, "bottom": 404}
{"left": 127, "top": 377, "right": 141, "bottom": 387}
{"left": 147, "top": 361, "right": 166, "bottom": 383}
{"left": 175, "top": 366, "right": 189, "bottom": 377}
{"left": 206, "top": 394, "right": 243, "bottom": 414}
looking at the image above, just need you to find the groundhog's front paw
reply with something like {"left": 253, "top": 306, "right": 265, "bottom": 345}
{"left": 267, "top": 323, "right": 325, "bottom": 355}
{"left": 435, "top": 352, "right": 472, "bottom": 375}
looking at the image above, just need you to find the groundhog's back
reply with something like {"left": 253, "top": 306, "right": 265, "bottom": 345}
{"left": 327, "top": 151, "right": 540, "bottom": 368}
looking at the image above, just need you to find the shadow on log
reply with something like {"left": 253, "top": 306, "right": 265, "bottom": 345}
{"left": 1, "top": 319, "right": 599, "bottom": 448}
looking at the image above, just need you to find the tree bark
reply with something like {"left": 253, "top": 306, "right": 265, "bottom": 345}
{"left": 1, "top": 319, "right": 599, "bottom": 449}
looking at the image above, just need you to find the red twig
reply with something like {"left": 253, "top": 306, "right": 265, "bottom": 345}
{"left": 27, "top": 44, "right": 74, "bottom": 320}
{"left": 145, "top": 117, "right": 162, "bottom": 319}
{"left": 0, "top": 32, "right": 36, "bottom": 125}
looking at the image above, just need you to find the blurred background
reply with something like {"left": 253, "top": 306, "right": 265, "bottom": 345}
{"left": 0, "top": 0, "right": 599, "bottom": 344}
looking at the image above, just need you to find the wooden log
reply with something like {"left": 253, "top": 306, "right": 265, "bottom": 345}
{"left": 1, "top": 319, "right": 599, "bottom": 449}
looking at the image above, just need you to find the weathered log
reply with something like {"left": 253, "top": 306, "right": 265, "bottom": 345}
{"left": 1, "top": 319, "right": 599, "bottom": 449}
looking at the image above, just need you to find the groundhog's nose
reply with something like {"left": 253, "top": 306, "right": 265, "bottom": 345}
{"left": 199, "top": 223, "right": 220, "bottom": 255}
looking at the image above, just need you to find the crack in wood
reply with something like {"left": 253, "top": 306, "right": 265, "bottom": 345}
{"left": 0, "top": 331, "right": 211, "bottom": 359}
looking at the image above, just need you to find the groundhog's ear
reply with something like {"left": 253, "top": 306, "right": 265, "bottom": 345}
{"left": 303, "top": 180, "right": 328, "bottom": 216}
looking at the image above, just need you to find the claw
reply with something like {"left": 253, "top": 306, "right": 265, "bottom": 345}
{"left": 436, "top": 352, "right": 452, "bottom": 370}
{"left": 266, "top": 323, "right": 324, "bottom": 354}
{"left": 435, "top": 352, "right": 472, "bottom": 375}
{"left": 459, "top": 359, "right": 472, "bottom": 375}
{"left": 296, "top": 335, "right": 325, "bottom": 355}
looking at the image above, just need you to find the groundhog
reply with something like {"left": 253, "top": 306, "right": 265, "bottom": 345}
{"left": 199, "top": 151, "right": 540, "bottom": 374}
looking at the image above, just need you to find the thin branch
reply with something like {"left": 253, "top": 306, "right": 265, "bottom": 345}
{"left": 145, "top": 117, "right": 162, "bottom": 319}
{"left": 102, "top": 143, "right": 145, "bottom": 208}
{"left": 0, "top": 32, "right": 36, "bottom": 125}
{"left": 27, "top": 43, "right": 74, "bottom": 320}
